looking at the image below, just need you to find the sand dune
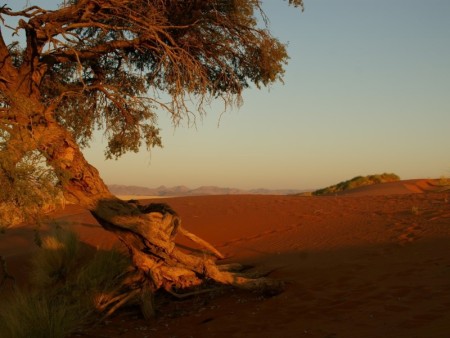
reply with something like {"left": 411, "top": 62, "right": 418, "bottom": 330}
{"left": 336, "top": 179, "right": 444, "bottom": 196}
{"left": 1, "top": 179, "right": 450, "bottom": 337}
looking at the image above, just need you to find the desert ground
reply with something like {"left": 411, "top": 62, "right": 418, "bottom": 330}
{"left": 1, "top": 179, "right": 450, "bottom": 338}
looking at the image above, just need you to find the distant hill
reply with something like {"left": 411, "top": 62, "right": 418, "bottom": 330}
{"left": 312, "top": 173, "right": 400, "bottom": 196}
{"left": 108, "top": 184, "right": 307, "bottom": 197}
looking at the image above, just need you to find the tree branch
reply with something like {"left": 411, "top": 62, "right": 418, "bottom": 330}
{"left": 0, "top": 5, "right": 48, "bottom": 19}
{"left": 0, "top": 28, "right": 14, "bottom": 80}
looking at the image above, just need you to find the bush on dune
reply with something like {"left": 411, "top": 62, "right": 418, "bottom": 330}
{"left": 0, "top": 228, "right": 131, "bottom": 338}
{"left": 313, "top": 173, "right": 400, "bottom": 196}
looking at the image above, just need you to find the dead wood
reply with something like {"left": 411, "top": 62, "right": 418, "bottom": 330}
{"left": 90, "top": 199, "right": 284, "bottom": 320}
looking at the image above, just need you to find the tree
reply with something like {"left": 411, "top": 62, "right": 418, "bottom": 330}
{"left": 0, "top": 0, "right": 303, "bottom": 318}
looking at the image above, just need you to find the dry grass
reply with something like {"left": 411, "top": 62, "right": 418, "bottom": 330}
{"left": 0, "top": 289, "right": 86, "bottom": 338}
{"left": 30, "top": 228, "right": 80, "bottom": 288}
{"left": 0, "top": 227, "right": 131, "bottom": 338}
{"left": 75, "top": 249, "right": 131, "bottom": 311}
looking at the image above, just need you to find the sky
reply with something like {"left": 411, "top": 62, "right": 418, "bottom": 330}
{"left": 6, "top": 1, "right": 450, "bottom": 190}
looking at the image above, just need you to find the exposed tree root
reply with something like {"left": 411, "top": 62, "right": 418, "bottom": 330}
{"left": 90, "top": 200, "right": 284, "bottom": 320}
{"left": 166, "top": 287, "right": 216, "bottom": 299}
{"left": 100, "top": 289, "right": 140, "bottom": 322}
{"left": 178, "top": 226, "right": 225, "bottom": 259}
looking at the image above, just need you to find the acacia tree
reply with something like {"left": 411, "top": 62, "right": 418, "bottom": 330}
{"left": 0, "top": 0, "right": 302, "bottom": 317}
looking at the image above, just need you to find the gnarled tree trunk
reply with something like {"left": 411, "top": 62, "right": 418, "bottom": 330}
{"left": 3, "top": 93, "right": 282, "bottom": 319}
{"left": 49, "top": 133, "right": 283, "bottom": 318}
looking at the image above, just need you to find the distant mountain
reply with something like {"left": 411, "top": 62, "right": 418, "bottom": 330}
{"left": 108, "top": 184, "right": 308, "bottom": 197}
{"left": 248, "top": 188, "right": 306, "bottom": 195}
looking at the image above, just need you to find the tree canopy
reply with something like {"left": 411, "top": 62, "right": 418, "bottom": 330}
{"left": 1, "top": 0, "right": 302, "bottom": 160}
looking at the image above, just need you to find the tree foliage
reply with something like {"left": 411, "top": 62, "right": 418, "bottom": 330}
{"left": 1, "top": 0, "right": 302, "bottom": 159}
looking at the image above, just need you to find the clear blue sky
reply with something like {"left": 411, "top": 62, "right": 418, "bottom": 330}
{"left": 9, "top": 1, "right": 450, "bottom": 190}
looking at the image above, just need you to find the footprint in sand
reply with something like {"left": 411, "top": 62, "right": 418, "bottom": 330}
{"left": 396, "top": 223, "right": 422, "bottom": 245}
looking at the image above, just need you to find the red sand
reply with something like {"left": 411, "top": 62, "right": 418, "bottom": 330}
{"left": 1, "top": 179, "right": 450, "bottom": 337}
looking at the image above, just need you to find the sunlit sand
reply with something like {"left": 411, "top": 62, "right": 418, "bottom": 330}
{"left": 1, "top": 179, "right": 449, "bottom": 337}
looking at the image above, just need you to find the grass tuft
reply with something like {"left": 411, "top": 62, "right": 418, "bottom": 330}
{"left": 0, "top": 289, "right": 86, "bottom": 338}
{"left": 30, "top": 228, "right": 80, "bottom": 288}
{"left": 0, "top": 228, "right": 131, "bottom": 337}
{"left": 75, "top": 249, "right": 131, "bottom": 310}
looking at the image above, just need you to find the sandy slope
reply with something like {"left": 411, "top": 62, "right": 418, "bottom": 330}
{"left": 1, "top": 179, "right": 450, "bottom": 338}
{"left": 336, "top": 179, "right": 445, "bottom": 196}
